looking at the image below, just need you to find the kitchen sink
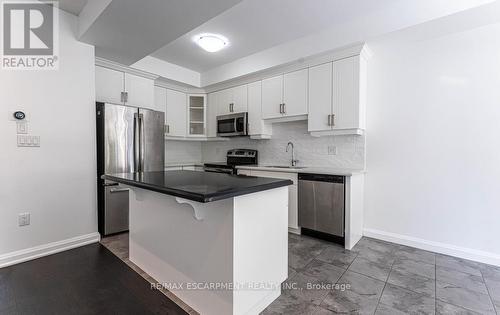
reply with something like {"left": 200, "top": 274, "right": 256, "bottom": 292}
{"left": 268, "top": 165, "right": 305, "bottom": 169}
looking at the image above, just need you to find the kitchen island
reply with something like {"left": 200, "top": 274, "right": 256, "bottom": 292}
{"left": 103, "top": 171, "right": 292, "bottom": 315}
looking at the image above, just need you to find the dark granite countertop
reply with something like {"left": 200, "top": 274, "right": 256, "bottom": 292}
{"left": 102, "top": 171, "right": 293, "bottom": 203}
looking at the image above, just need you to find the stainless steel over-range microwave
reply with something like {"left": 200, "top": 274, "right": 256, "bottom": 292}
{"left": 217, "top": 112, "right": 248, "bottom": 137}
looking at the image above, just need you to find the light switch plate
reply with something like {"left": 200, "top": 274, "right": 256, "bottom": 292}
{"left": 16, "top": 121, "right": 28, "bottom": 134}
{"left": 18, "top": 212, "right": 30, "bottom": 226}
{"left": 327, "top": 145, "right": 337, "bottom": 155}
{"left": 17, "top": 135, "right": 40, "bottom": 147}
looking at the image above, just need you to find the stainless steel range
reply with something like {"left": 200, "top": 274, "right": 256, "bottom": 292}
{"left": 204, "top": 149, "right": 258, "bottom": 174}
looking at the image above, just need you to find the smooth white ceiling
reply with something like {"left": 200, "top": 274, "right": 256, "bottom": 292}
{"left": 151, "top": 0, "right": 402, "bottom": 72}
{"left": 79, "top": 0, "right": 243, "bottom": 65}
{"left": 57, "top": 0, "right": 88, "bottom": 16}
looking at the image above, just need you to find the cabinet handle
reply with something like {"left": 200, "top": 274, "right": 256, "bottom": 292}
{"left": 282, "top": 103, "right": 286, "bottom": 114}
{"left": 231, "top": 103, "right": 234, "bottom": 112}
{"left": 165, "top": 124, "right": 170, "bottom": 134}
{"left": 327, "top": 114, "right": 331, "bottom": 126}
{"left": 120, "top": 92, "right": 124, "bottom": 103}
{"left": 279, "top": 104, "right": 282, "bottom": 114}
{"left": 123, "top": 92, "right": 128, "bottom": 103}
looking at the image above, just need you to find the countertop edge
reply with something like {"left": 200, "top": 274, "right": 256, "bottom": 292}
{"left": 102, "top": 174, "right": 293, "bottom": 203}
{"left": 235, "top": 165, "right": 366, "bottom": 176}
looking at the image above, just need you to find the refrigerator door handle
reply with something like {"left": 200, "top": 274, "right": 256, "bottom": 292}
{"left": 139, "top": 113, "right": 145, "bottom": 172}
{"left": 134, "top": 113, "right": 140, "bottom": 172}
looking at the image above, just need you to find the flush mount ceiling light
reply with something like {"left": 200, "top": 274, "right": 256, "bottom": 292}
{"left": 194, "top": 33, "right": 229, "bottom": 53}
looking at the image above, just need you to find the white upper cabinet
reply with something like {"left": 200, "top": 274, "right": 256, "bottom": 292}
{"left": 157, "top": 86, "right": 207, "bottom": 139}
{"left": 308, "top": 62, "right": 333, "bottom": 132}
{"left": 308, "top": 54, "right": 366, "bottom": 136}
{"left": 206, "top": 92, "right": 219, "bottom": 138}
{"left": 187, "top": 94, "right": 206, "bottom": 137}
{"left": 332, "top": 56, "right": 363, "bottom": 130}
{"left": 248, "top": 81, "right": 272, "bottom": 138}
{"left": 262, "top": 69, "right": 308, "bottom": 119}
{"left": 217, "top": 88, "right": 233, "bottom": 116}
{"left": 232, "top": 85, "right": 248, "bottom": 113}
{"left": 95, "top": 66, "right": 124, "bottom": 104}
{"left": 261, "top": 75, "right": 283, "bottom": 119}
{"left": 154, "top": 86, "right": 167, "bottom": 124}
{"left": 124, "top": 73, "right": 154, "bottom": 109}
{"left": 282, "top": 69, "right": 308, "bottom": 117}
{"left": 166, "top": 89, "right": 187, "bottom": 137}
{"left": 217, "top": 86, "right": 248, "bottom": 115}
{"left": 95, "top": 66, "right": 155, "bottom": 110}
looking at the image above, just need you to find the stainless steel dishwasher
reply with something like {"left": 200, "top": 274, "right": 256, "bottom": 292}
{"left": 298, "top": 173, "right": 345, "bottom": 245}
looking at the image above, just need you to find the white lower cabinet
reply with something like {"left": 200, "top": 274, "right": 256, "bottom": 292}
{"left": 237, "top": 169, "right": 299, "bottom": 231}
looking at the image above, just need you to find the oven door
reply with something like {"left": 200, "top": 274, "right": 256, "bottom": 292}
{"left": 217, "top": 113, "right": 247, "bottom": 137}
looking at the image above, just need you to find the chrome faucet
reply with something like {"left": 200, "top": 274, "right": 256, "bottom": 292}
{"left": 286, "top": 142, "right": 299, "bottom": 167}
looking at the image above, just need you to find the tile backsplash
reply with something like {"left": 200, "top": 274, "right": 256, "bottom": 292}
{"left": 201, "top": 121, "right": 365, "bottom": 169}
{"left": 165, "top": 140, "right": 203, "bottom": 165}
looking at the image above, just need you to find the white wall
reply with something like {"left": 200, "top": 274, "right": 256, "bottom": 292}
{"left": 202, "top": 121, "right": 365, "bottom": 169}
{"left": 364, "top": 22, "right": 500, "bottom": 265}
{"left": 0, "top": 11, "right": 98, "bottom": 259}
{"left": 132, "top": 57, "right": 201, "bottom": 87}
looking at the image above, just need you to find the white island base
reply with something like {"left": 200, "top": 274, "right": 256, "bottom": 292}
{"left": 125, "top": 185, "right": 289, "bottom": 315}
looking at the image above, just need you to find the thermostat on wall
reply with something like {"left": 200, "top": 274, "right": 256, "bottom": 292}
{"left": 13, "top": 111, "right": 26, "bottom": 120}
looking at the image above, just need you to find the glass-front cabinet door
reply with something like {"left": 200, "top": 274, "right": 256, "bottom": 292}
{"left": 187, "top": 94, "right": 206, "bottom": 136}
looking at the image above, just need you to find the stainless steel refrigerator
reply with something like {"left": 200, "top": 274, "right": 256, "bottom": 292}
{"left": 96, "top": 102, "right": 165, "bottom": 236}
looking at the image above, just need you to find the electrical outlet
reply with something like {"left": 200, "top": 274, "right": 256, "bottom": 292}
{"left": 327, "top": 145, "right": 337, "bottom": 155}
{"left": 18, "top": 213, "right": 30, "bottom": 226}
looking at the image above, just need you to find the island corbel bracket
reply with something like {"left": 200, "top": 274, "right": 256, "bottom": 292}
{"left": 175, "top": 197, "right": 208, "bottom": 221}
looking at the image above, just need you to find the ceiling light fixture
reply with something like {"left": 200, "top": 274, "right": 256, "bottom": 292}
{"left": 194, "top": 33, "right": 229, "bottom": 53}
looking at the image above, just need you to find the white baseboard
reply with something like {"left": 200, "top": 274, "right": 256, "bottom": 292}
{"left": 288, "top": 227, "right": 301, "bottom": 235}
{"left": 364, "top": 228, "right": 500, "bottom": 267}
{"left": 0, "top": 232, "right": 101, "bottom": 268}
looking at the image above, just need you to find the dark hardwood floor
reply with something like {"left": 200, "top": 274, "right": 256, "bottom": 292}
{"left": 0, "top": 244, "right": 188, "bottom": 315}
